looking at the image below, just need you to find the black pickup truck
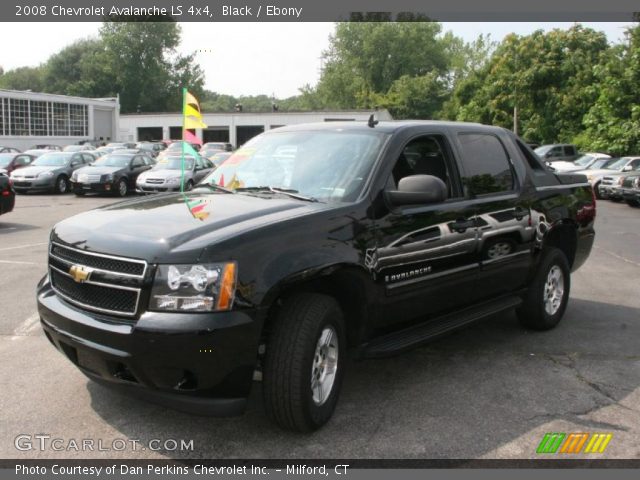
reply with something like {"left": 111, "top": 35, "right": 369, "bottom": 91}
{"left": 37, "top": 121, "right": 595, "bottom": 432}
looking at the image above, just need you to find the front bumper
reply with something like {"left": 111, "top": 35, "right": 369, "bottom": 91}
{"left": 597, "top": 184, "right": 623, "bottom": 199}
{"left": 622, "top": 188, "right": 640, "bottom": 202}
{"left": 137, "top": 183, "right": 180, "bottom": 193}
{"left": 37, "top": 275, "right": 264, "bottom": 416}
{"left": 71, "top": 181, "right": 115, "bottom": 194}
{"left": 12, "top": 177, "right": 55, "bottom": 192}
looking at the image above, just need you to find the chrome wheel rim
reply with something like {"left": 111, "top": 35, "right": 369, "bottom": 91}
{"left": 311, "top": 326, "right": 339, "bottom": 406}
{"left": 58, "top": 178, "right": 67, "bottom": 193}
{"left": 544, "top": 265, "right": 564, "bottom": 316}
{"left": 119, "top": 181, "right": 127, "bottom": 196}
{"left": 487, "top": 241, "right": 512, "bottom": 259}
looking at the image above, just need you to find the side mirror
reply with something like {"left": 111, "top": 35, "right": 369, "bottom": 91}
{"left": 622, "top": 165, "right": 632, "bottom": 172}
{"left": 385, "top": 175, "right": 447, "bottom": 207}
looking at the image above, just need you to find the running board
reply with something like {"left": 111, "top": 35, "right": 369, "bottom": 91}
{"left": 361, "top": 295, "right": 522, "bottom": 358}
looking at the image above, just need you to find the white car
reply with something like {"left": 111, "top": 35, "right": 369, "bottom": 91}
{"left": 550, "top": 153, "right": 610, "bottom": 172}
{"left": 574, "top": 156, "right": 640, "bottom": 198}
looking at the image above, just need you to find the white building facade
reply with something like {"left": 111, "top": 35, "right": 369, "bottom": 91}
{"left": 0, "top": 89, "right": 119, "bottom": 151}
{"left": 119, "top": 110, "right": 393, "bottom": 148}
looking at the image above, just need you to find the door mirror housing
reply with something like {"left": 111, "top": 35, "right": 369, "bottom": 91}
{"left": 622, "top": 165, "right": 632, "bottom": 172}
{"left": 385, "top": 175, "right": 447, "bottom": 207}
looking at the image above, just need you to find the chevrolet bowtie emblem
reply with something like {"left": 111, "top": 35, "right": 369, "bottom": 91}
{"left": 69, "top": 265, "right": 93, "bottom": 283}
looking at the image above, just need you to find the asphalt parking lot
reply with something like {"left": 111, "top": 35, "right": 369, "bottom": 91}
{"left": 1, "top": 193, "right": 639, "bottom": 460}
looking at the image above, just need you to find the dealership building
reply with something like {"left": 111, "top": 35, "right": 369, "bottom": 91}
{"left": 0, "top": 89, "right": 119, "bottom": 151}
{"left": 119, "top": 109, "right": 393, "bottom": 148}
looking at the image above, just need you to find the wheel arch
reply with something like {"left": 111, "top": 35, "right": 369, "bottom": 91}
{"left": 541, "top": 220, "right": 578, "bottom": 268}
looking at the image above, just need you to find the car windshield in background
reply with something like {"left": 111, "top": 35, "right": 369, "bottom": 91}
{"left": 534, "top": 145, "right": 552, "bottom": 156}
{"left": 154, "top": 157, "right": 195, "bottom": 170}
{"left": 0, "top": 154, "right": 14, "bottom": 167}
{"left": 201, "top": 130, "right": 387, "bottom": 202}
{"left": 574, "top": 155, "right": 594, "bottom": 166}
{"left": 31, "top": 153, "right": 70, "bottom": 166}
{"left": 63, "top": 145, "right": 83, "bottom": 152}
{"left": 210, "top": 152, "right": 232, "bottom": 167}
{"left": 607, "top": 158, "right": 632, "bottom": 170}
{"left": 589, "top": 158, "right": 614, "bottom": 169}
{"left": 137, "top": 144, "right": 155, "bottom": 151}
{"left": 94, "top": 155, "right": 131, "bottom": 167}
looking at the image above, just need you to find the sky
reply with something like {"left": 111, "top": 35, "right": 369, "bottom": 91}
{"left": 0, "top": 22, "right": 633, "bottom": 98}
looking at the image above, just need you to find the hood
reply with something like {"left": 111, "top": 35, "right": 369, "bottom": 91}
{"left": 579, "top": 168, "right": 618, "bottom": 178}
{"left": 139, "top": 169, "right": 188, "bottom": 180}
{"left": 75, "top": 165, "right": 123, "bottom": 176}
{"left": 52, "top": 191, "right": 328, "bottom": 263}
{"left": 0, "top": 168, "right": 7, "bottom": 175}
{"left": 550, "top": 161, "right": 581, "bottom": 172}
{"left": 11, "top": 165, "right": 62, "bottom": 177}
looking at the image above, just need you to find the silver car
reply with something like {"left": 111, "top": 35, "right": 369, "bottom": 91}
{"left": 136, "top": 154, "right": 213, "bottom": 193}
{"left": 10, "top": 152, "right": 94, "bottom": 194}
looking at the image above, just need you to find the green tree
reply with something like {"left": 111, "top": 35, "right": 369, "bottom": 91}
{"left": 0, "top": 66, "right": 46, "bottom": 91}
{"left": 580, "top": 25, "right": 640, "bottom": 155}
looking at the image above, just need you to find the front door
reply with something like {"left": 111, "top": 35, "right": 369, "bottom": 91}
{"left": 371, "top": 133, "right": 481, "bottom": 330}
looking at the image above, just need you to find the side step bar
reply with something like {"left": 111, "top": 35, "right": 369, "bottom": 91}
{"left": 360, "top": 295, "right": 522, "bottom": 358}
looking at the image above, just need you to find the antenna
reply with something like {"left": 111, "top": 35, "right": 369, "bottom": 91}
{"left": 367, "top": 113, "right": 379, "bottom": 128}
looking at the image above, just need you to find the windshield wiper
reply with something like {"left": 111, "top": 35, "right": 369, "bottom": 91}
{"left": 193, "top": 182, "right": 235, "bottom": 193}
{"left": 235, "top": 186, "right": 318, "bottom": 202}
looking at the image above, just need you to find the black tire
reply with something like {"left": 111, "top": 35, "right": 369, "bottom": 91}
{"left": 74, "top": 191, "right": 85, "bottom": 196}
{"left": 593, "top": 182, "right": 603, "bottom": 200}
{"left": 610, "top": 197, "right": 622, "bottom": 203}
{"left": 517, "top": 247, "right": 570, "bottom": 331}
{"left": 626, "top": 199, "right": 640, "bottom": 208}
{"left": 263, "top": 293, "right": 346, "bottom": 432}
{"left": 186, "top": 180, "right": 194, "bottom": 191}
{"left": 54, "top": 176, "right": 69, "bottom": 194}
{"left": 116, "top": 178, "right": 128, "bottom": 197}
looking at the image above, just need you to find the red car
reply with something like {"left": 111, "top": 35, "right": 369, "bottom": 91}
{"left": 0, "top": 152, "right": 36, "bottom": 175}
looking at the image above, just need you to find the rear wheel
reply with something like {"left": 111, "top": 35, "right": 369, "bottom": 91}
{"left": 74, "top": 191, "right": 85, "bottom": 196}
{"left": 517, "top": 247, "right": 570, "bottom": 331}
{"left": 263, "top": 293, "right": 345, "bottom": 432}
{"left": 54, "top": 176, "right": 69, "bottom": 194}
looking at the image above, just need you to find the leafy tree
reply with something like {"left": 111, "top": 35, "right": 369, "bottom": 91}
{"left": 0, "top": 66, "right": 46, "bottom": 92}
{"left": 580, "top": 25, "right": 640, "bottom": 155}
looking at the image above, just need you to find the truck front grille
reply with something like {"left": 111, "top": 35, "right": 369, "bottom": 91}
{"left": 48, "top": 242, "right": 147, "bottom": 318}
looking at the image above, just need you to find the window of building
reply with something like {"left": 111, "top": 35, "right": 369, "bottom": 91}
{"left": 457, "top": 133, "right": 515, "bottom": 195}
{"left": 70, "top": 104, "right": 87, "bottom": 136}
{"left": 9, "top": 99, "right": 29, "bottom": 136}
{"left": 30, "top": 101, "right": 48, "bottom": 136}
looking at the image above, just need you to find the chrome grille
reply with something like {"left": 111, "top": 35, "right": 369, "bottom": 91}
{"left": 145, "top": 178, "right": 164, "bottom": 184}
{"left": 601, "top": 176, "right": 615, "bottom": 185}
{"left": 77, "top": 174, "right": 101, "bottom": 183}
{"left": 48, "top": 242, "right": 147, "bottom": 317}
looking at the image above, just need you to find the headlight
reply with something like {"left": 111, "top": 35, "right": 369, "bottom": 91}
{"left": 634, "top": 177, "right": 640, "bottom": 189}
{"left": 150, "top": 262, "right": 237, "bottom": 312}
{"left": 38, "top": 171, "right": 54, "bottom": 178}
{"left": 166, "top": 177, "right": 180, "bottom": 185}
{"left": 103, "top": 173, "right": 114, "bottom": 182}
{"left": 71, "top": 172, "right": 78, "bottom": 181}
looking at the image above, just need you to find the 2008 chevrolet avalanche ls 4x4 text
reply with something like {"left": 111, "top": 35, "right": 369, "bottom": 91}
{"left": 37, "top": 121, "right": 595, "bottom": 432}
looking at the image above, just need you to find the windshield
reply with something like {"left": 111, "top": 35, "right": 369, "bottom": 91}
{"left": 93, "top": 155, "right": 131, "bottom": 167}
{"left": 534, "top": 145, "right": 553, "bottom": 156}
{"left": 589, "top": 159, "right": 613, "bottom": 170}
{"left": 210, "top": 152, "right": 232, "bottom": 167}
{"left": 63, "top": 145, "right": 83, "bottom": 152}
{"left": 574, "top": 155, "right": 595, "bottom": 167}
{"left": 200, "top": 130, "right": 387, "bottom": 202}
{"left": 137, "top": 143, "right": 154, "bottom": 151}
{"left": 32, "top": 153, "right": 71, "bottom": 166}
{"left": 607, "top": 158, "right": 632, "bottom": 170}
{"left": 154, "top": 156, "right": 194, "bottom": 170}
{"left": 0, "top": 154, "right": 14, "bottom": 167}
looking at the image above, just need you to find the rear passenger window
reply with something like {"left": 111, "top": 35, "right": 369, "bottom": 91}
{"left": 457, "top": 133, "right": 515, "bottom": 195}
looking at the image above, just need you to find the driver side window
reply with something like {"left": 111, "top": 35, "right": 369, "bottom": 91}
{"left": 389, "top": 134, "right": 458, "bottom": 199}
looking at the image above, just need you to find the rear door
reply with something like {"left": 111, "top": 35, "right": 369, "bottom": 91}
{"left": 453, "top": 131, "right": 535, "bottom": 300}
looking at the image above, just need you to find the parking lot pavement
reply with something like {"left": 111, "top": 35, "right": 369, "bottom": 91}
{"left": 1, "top": 195, "right": 639, "bottom": 459}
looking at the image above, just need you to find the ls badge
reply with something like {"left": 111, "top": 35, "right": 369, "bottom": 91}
{"left": 69, "top": 265, "right": 93, "bottom": 283}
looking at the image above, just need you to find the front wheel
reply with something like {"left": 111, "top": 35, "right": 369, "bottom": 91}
{"left": 116, "top": 179, "right": 128, "bottom": 197}
{"left": 263, "top": 293, "right": 346, "bottom": 432}
{"left": 54, "top": 176, "right": 69, "bottom": 194}
{"left": 517, "top": 247, "right": 570, "bottom": 331}
{"left": 593, "top": 182, "right": 603, "bottom": 200}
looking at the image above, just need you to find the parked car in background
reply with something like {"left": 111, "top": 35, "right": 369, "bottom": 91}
{"left": 136, "top": 153, "right": 213, "bottom": 193}
{"left": 209, "top": 151, "right": 232, "bottom": 168}
{"left": 0, "top": 172, "right": 15, "bottom": 216}
{"left": 598, "top": 161, "right": 640, "bottom": 201}
{"left": 550, "top": 153, "right": 611, "bottom": 172}
{"left": 63, "top": 144, "right": 94, "bottom": 152}
{"left": 0, "top": 146, "right": 20, "bottom": 153}
{"left": 0, "top": 153, "right": 36, "bottom": 175}
{"left": 71, "top": 152, "right": 153, "bottom": 197}
{"left": 577, "top": 156, "right": 640, "bottom": 199}
{"left": 30, "top": 144, "right": 62, "bottom": 151}
{"left": 136, "top": 142, "right": 165, "bottom": 157}
{"left": 22, "top": 149, "right": 53, "bottom": 159}
{"left": 621, "top": 175, "right": 640, "bottom": 207}
{"left": 535, "top": 144, "right": 580, "bottom": 162}
{"left": 10, "top": 151, "right": 94, "bottom": 194}
{"left": 156, "top": 141, "right": 201, "bottom": 162}
{"left": 201, "top": 142, "right": 233, "bottom": 158}
{"left": 106, "top": 142, "right": 137, "bottom": 149}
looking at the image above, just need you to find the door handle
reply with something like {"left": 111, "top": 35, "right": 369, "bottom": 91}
{"left": 450, "top": 218, "right": 475, "bottom": 233}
